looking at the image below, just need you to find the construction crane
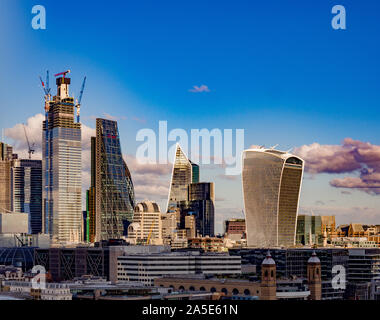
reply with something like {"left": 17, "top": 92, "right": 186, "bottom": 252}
{"left": 23, "top": 124, "right": 35, "bottom": 160}
{"left": 146, "top": 221, "right": 155, "bottom": 245}
{"left": 75, "top": 76, "right": 86, "bottom": 123}
{"left": 39, "top": 70, "right": 51, "bottom": 112}
{"left": 39, "top": 70, "right": 52, "bottom": 235}
{"left": 54, "top": 70, "right": 71, "bottom": 78}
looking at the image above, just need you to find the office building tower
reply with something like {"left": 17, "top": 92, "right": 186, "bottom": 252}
{"left": 42, "top": 75, "right": 82, "bottom": 243}
{"left": 321, "top": 216, "right": 336, "bottom": 238}
{"left": 187, "top": 182, "right": 215, "bottom": 237}
{"left": 11, "top": 159, "right": 42, "bottom": 234}
{"left": 161, "top": 212, "right": 178, "bottom": 244}
{"left": 94, "top": 118, "right": 135, "bottom": 241}
{"left": 167, "top": 144, "right": 193, "bottom": 211}
{"left": 296, "top": 215, "right": 322, "bottom": 246}
{"left": 87, "top": 137, "right": 96, "bottom": 243}
{"left": 185, "top": 215, "right": 196, "bottom": 238}
{"left": 0, "top": 142, "right": 12, "bottom": 213}
{"left": 191, "top": 162, "right": 199, "bottom": 183}
{"left": 242, "top": 148, "right": 304, "bottom": 247}
{"left": 128, "top": 201, "right": 162, "bottom": 245}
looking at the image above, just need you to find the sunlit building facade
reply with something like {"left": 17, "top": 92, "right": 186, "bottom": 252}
{"left": 128, "top": 201, "right": 162, "bottom": 245}
{"left": 94, "top": 118, "right": 135, "bottom": 241}
{"left": 242, "top": 148, "right": 304, "bottom": 247}
{"left": 42, "top": 76, "right": 82, "bottom": 243}
{"left": 0, "top": 142, "right": 13, "bottom": 213}
{"left": 167, "top": 144, "right": 193, "bottom": 211}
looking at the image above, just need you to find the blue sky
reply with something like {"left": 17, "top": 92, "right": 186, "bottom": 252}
{"left": 1, "top": 0, "right": 380, "bottom": 233}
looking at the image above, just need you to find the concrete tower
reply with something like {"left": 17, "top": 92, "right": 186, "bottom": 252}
{"left": 307, "top": 251, "right": 322, "bottom": 300}
{"left": 260, "top": 250, "right": 277, "bottom": 300}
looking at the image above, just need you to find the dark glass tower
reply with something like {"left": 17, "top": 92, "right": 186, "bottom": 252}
{"left": 187, "top": 182, "right": 215, "bottom": 237}
{"left": 94, "top": 118, "right": 135, "bottom": 241}
{"left": 11, "top": 159, "right": 42, "bottom": 234}
{"left": 191, "top": 162, "right": 199, "bottom": 183}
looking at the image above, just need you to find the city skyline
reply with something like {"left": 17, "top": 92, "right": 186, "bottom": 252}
{"left": 1, "top": 1, "right": 380, "bottom": 234}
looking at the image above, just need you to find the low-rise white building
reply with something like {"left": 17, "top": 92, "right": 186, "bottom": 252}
{"left": 117, "top": 251, "right": 241, "bottom": 285}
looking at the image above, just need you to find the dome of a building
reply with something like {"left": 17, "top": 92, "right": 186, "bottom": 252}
{"left": 134, "top": 201, "right": 161, "bottom": 213}
{"left": 308, "top": 251, "right": 321, "bottom": 264}
{"left": 128, "top": 222, "right": 141, "bottom": 232}
{"left": 262, "top": 250, "right": 276, "bottom": 265}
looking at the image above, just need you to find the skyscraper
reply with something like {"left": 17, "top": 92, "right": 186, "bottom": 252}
{"left": 0, "top": 142, "right": 13, "bottom": 213}
{"left": 11, "top": 159, "right": 42, "bottom": 234}
{"left": 93, "top": 118, "right": 135, "bottom": 241}
{"left": 187, "top": 182, "right": 215, "bottom": 237}
{"left": 42, "top": 76, "right": 82, "bottom": 243}
{"left": 242, "top": 148, "right": 304, "bottom": 247}
{"left": 167, "top": 144, "right": 193, "bottom": 212}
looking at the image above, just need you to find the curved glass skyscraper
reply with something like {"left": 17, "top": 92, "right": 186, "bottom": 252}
{"left": 94, "top": 118, "right": 135, "bottom": 241}
{"left": 242, "top": 148, "right": 304, "bottom": 247}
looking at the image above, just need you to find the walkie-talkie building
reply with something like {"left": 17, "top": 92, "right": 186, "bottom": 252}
{"left": 242, "top": 148, "right": 304, "bottom": 247}
{"left": 94, "top": 118, "right": 135, "bottom": 241}
{"left": 42, "top": 76, "right": 82, "bottom": 243}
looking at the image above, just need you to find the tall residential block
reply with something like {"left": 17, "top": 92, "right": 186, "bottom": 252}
{"left": 42, "top": 76, "right": 82, "bottom": 243}
{"left": 94, "top": 118, "right": 135, "bottom": 241}
{"left": 242, "top": 148, "right": 304, "bottom": 247}
{"left": 11, "top": 159, "right": 42, "bottom": 234}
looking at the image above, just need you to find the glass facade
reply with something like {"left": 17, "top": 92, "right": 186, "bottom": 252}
{"left": 42, "top": 77, "right": 82, "bottom": 243}
{"left": 296, "top": 215, "right": 323, "bottom": 246}
{"left": 11, "top": 159, "right": 42, "bottom": 234}
{"left": 94, "top": 118, "right": 135, "bottom": 241}
{"left": 188, "top": 182, "right": 215, "bottom": 237}
{"left": 191, "top": 162, "right": 199, "bottom": 183}
{"left": 167, "top": 144, "right": 193, "bottom": 211}
{"left": 242, "top": 149, "right": 304, "bottom": 247}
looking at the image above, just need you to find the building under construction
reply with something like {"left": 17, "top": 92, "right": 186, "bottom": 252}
{"left": 42, "top": 71, "right": 84, "bottom": 243}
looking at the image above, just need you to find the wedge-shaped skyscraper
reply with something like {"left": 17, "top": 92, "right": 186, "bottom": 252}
{"left": 167, "top": 144, "right": 194, "bottom": 211}
{"left": 93, "top": 118, "right": 135, "bottom": 241}
{"left": 242, "top": 148, "right": 304, "bottom": 247}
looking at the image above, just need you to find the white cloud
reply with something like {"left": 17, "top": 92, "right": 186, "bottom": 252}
{"left": 188, "top": 85, "right": 210, "bottom": 93}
